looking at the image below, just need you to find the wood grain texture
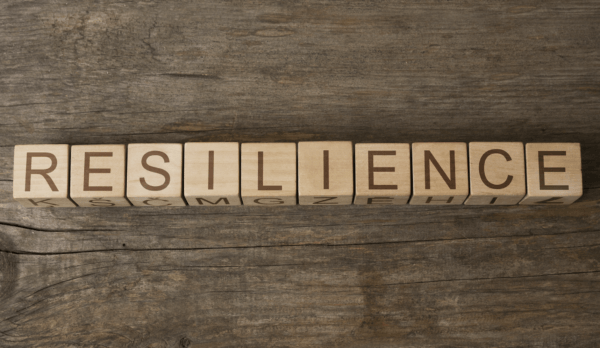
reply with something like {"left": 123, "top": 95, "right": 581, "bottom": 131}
{"left": 1, "top": 0, "right": 599, "bottom": 346}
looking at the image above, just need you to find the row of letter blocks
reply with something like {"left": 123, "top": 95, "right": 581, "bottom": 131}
{"left": 13, "top": 142, "right": 582, "bottom": 207}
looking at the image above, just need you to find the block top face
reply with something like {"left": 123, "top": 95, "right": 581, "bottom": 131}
{"left": 354, "top": 143, "right": 411, "bottom": 196}
{"left": 241, "top": 143, "right": 296, "bottom": 197}
{"left": 412, "top": 142, "right": 469, "bottom": 196}
{"left": 298, "top": 141, "right": 354, "bottom": 196}
{"left": 127, "top": 143, "right": 183, "bottom": 198}
{"left": 525, "top": 143, "right": 582, "bottom": 197}
{"left": 469, "top": 142, "right": 525, "bottom": 196}
{"left": 13, "top": 144, "right": 70, "bottom": 199}
{"left": 70, "top": 145, "right": 126, "bottom": 198}
{"left": 184, "top": 142, "right": 239, "bottom": 197}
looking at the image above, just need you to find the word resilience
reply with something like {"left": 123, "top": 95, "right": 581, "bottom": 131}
{"left": 13, "top": 142, "right": 582, "bottom": 207}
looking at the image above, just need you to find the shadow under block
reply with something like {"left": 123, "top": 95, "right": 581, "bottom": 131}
{"left": 241, "top": 143, "right": 296, "bottom": 206}
{"left": 464, "top": 142, "right": 526, "bottom": 205}
{"left": 298, "top": 141, "right": 354, "bottom": 205}
{"left": 409, "top": 142, "right": 469, "bottom": 205}
{"left": 13, "top": 144, "right": 77, "bottom": 207}
{"left": 354, "top": 143, "right": 411, "bottom": 205}
{"left": 70, "top": 145, "right": 131, "bottom": 207}
{"left": 520, "top": 143, "right": 582, "bottom": 205}
{"left": 184, "top": 142, "right": 241, "bottom": 206}
{"left": 126, "top": 143, "right": 186, "bottom": 207}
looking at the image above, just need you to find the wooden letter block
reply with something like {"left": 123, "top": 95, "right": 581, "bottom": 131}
{"left": 13, "top": 144, "right": 76, "bottom": 207}
{"left": 127, "top": 144, "right": 186, "bottom": 207}
{"left": 520, "top": 143, "right": 582, "bottom": 205}
{"left": 70, "top": 145, "right": 130, "bottom": 207}
{"left": 184, "top": 142, "right": 241, "bottom": 206}
{"left": 410, "top": 142, "right": 469, "bottom": 205}
{"left": 464, "top": 142, "right": 526, "bottom": 205}
{"left": 241, "top": 143, "right": 296, "bottom": 206}
{"left": 298, "top": 141, "right": 353, "bottom": 205}
{"left": 354, "top": 143, "right": 411, "bottom": 205}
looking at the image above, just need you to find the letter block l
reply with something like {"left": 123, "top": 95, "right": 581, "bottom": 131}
{"left": 241, "top": 143, "right": 296, "bottom": 206}
{"left": 409, "top": 142, "right": 469, "bottom": 205}
{"left": 127, "top": 144, "right": 186, "bottom": 207}
{"left": 13, "top": 144, "right": 76, "bottom": 207}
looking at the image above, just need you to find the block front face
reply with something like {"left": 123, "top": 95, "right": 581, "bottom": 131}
{"left": 127, "top": 144, "right": 186, "bottom": 207}
{"left": 298, "top": 141, "right": 354, "bottom": 205}
{"left": 70, "top": 145, "right": 130, "bottom": 207}
{"left": 184, "top": 142, "right": 241, "bottom": 206}
{"left": 354, "top": 143, "right": 411, "bottom": 205}
{"left": 465, "top": 142, "right": 525, "bottom": 205}
{"left": 410, "top": 142, "right": 469, "bottom": 205}
{"left": 520, "top": 143, "right": 582, "bottom": 205}
{"left": 13, "top": 144, "right": 76, "bottom": 207}
{"left": 241, "top": 143, "right": 296, "bottom": 206}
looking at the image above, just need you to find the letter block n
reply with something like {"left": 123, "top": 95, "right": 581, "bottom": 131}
{"left": 127, "top": 144, "right": 186, "bottom": 207}
{"left": 13, "top": 144, "right": 77, "bottom": 207}
{"left": 409, "top": 143, "right": 469, "bottom": 205}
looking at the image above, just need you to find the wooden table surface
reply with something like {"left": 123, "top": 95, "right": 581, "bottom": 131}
{"left": 1, "top": 1, "right": 600, "bottom": 347}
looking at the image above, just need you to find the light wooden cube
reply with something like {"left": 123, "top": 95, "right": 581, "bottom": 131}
{"left": 70, "top": 145, "right": 130, "bottom": 207}
{"left": 13, "top": 144, "right": 77, "bottom": 207}
{"left": 464, "top": 142, "right": 526, "bottom": 205}
{"left": 520, "top": 143, "right": 582, "bottom": 205}
{"left": 298, "top": 141, "right": 353, "bottom": 205}
{"left": 241, "top": 143, "right": 296, "bottom": 206}
{"left": 354, "top": 143, "right": 411, "bottom": 205}
{"left": 184, "top": 142, "right": 241, "bottom": 206}
{"left": 127, "top": 143, "right": 186, "bottom": 207}
{"left": 410, "top": 142, "right": 469, "bottom": 205}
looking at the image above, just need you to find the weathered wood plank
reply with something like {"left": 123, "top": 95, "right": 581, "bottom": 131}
{"left": 0, "top": 0, "right": 599, "bottom": 346}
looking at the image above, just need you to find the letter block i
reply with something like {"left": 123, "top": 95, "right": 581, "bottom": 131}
{"left": 13, "top": 144, "right": 77, "bottom": 207}
{"left": 241, "top": 143, "right": 296, "bottom": 206}
{"left": 70, "top": 145, "right": 131, "bottom": 207}
{"left": 520, "top": 143, "right": 582, "bottom": 205}
{"left": 409, "top": 142, "right": 469, "bottom": 205}
{"left": 127, "top": 144, "right": 186, "bottom": 207}
{"left": 298, "top": 141, "right": 354, "bottom": 205}
{"left": 354, "top": 143, "right": 411, "bottom": 205}
{"left": 185, "top": 142, "right": 241, "bottom": 206}
{"left": 464, "top": 142, "right": 526, "bottom": 205}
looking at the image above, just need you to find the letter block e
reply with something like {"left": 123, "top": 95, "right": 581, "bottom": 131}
{"left": 519, "top": 143, "right": 582, "bottom": 205}
{"left": 13, "top": 144, "right": 76, "bottom": 207}
{"left": 127, "top": 144, "right": 186, "bottom": 207}
{"left": 70, "top": 145, "right": 131, "bottom": 207}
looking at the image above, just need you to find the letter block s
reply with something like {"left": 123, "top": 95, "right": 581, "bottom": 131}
{"left": 13, "top": 144, "right": 76, "bottom": 207}
{"left": 127, "top": 144, "right": 186, "bottom": 206}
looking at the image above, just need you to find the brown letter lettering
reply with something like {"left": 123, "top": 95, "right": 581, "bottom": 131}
{"left": 313, "top": 197, "right": 338, "bottom": 204}
{"left": 535, "top": 197, "right": 564, "bottom": 204}
{"left": 142, "top": 197, "right": 172, "bottom": 206}
{"left": 368, "top": 151, "right": 397, "bottom": 190}
{"left": 539, "top": 151, "right": 569, "bottom": 190}
{"left": 425, "top": 150, "right": 455, "bottom": 189}
{"left": 84, "top": 152, "right": 113, "bottom": 191}
{"left": 479, "top": 149, "right": 513, "bottom": 189}
{"left": 367, "top": 197, "right": 393, "bottom": 204}
{"left": 208, "top": 151, "right": 214, "bottom": 190}
{"left": 425, "top": 196, "right": 454, "bottom": 204}
{"left": 196, "top": 197, "right": 230, "bottom": 205}
{"left": 253, "top": 198, "right": 284, "bottom": 205}
{"left": 258, "top": 152, "right": 282, "bottom": 190}
{"left": 27, "top": 198, "right": 58, "bottom": 207}
{"left": 140, "top": 151, "right": 171, "bottom": 191}
{"left": 25, "top": 153, "right": 58, "bottom": 192}
{"left": 323, "top": 150, "right": 329, "bottom": 189}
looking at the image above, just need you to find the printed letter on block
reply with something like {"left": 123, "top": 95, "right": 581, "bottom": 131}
{"left": 127, "top": 143, "right": 186, "bottom": 207}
